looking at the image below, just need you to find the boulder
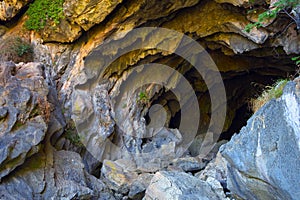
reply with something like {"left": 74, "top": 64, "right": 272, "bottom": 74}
{"left": 144, "top": 171, "right": 226, "bottom": 200}
{"left": 101, "top": 159, "right": 138, "bottom": 194}
{"left": 220, "top": 80, "right": 300, "bottom": 200}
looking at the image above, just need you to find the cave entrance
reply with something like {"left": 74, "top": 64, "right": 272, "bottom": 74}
{"left": 142, "top": 71, "right": 293, "bottom": 144}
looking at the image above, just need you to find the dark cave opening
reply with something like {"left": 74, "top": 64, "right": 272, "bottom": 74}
{"left": 219, "top": 104, "right": 253, "bottom": 141}
{"left": 142, "top": 72, "right": 293, "bottom": 144}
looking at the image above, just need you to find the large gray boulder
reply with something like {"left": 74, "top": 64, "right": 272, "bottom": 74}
{"left": 144, "top": 171, "right": 226, "bottom": 200}
{"left": 220, "top": 80, "right": 300, "bottom": 200}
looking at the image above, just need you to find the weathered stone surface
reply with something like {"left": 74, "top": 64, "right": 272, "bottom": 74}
{"left": 41, "top": 19, "right": 82, "bottom": 43}
{"left": 101, "top": 159, "right": 138, "bottom": 194}
{"left": 164, "top": 1, "right": 268, "bottom": 44}
{"left": 128, "top": 173, "right": 154, "bottom": 200}
{"left": 170, "top": 156, "right": 206, "bottom": 172}
{"left": 206, "top": 33, "right": 260, "bottom": 54}
{"left": 220, "top": 80, "right": 300, "bottom": 200}
{"left": 196, "top": 152, "right": 229, "bottom": 199}
{"left": 0, "top": 150, "right": 113, "bottom": 199}
{"left": 0, "top": 0, "right": 30, "bottom": 21}
{"left": 0, "top": 62, "right": 49, "bottom": 180}
{"left": 215, "top": 0, "right": 249, "bottom": 6}
{"left": 63, "top": 0, "right": 123, "bottom": 31}
{"left": 144, "top": 171, "right": 226, "bottom": 200}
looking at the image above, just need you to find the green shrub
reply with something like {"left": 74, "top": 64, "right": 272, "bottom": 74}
{"left": 250, "top": 79, "right": 288, "bottom": 112}
{"left": 0, "top": 36, "right": 33, "bottom": 63}
{"left": 245, "top": 0, "right": 299, "bottom": 32}
{"left": 25, "top": 0, "right": 65, "bottom": 31}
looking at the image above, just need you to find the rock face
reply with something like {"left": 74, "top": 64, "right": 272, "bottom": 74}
{"left": 144, "top": 171, "right": 226, "bottom": 200}
{"left": 220, "top": 80, "right": 300, "bottom": 200}
{"left": 0, "top": 0, "right": 299, "bottom": 199}
{"left": 0, "top": 0, "right": 31, "bottom": 21}
{"left": 0, "top": 62, "right": 48, "bottom": 181}
{"left": 63, "top": 0, "right": 123, "bottom": 31}
{"left": 0, "top": 61, "right": 113, "bottom": 199}
{"left": 0, "top": 150, "right": 113, "bottom": 199}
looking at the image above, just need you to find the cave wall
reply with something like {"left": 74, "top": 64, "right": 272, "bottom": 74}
{"left": 0, "top": 0, "right": 299, "bottom": 162}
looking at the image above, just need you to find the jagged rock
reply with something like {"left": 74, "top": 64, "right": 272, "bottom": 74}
{"left": 196, "top": 152, "right": 229, "bottom": 199}
{"left": 0, "top": 0, "right": 30, "bottom": 21}
{"left": 128, "top": 173, "right": 154, "bottom": 200}
{"left": 63, "top": 0, "right": 123, "bottom": 31}
{"left": 144, "top": 171, "right": 226, "bottom": 200}
{"left": 0, "top": 62, "right": 49, "bottom": 180}
{"left": 206, "top": 33, "right": 260, "bottom": 54}
{"left": 170, "top": 156, "right": 206, "bottom": 172}
{"left": 0, "top": 150, "right": 113, "bottom": 199}
{"left": 275, "top": 26, "right": 300, "bottom": 54}
{"left": 220, "top": 80, "right": 300, "bottom": 200}
{"left": 215, "top": 0, "right": 249, "bottom": 6}
{"left": 164, "top": 1, "right": 269, "bottom": 44}
{"left": 41, "top": 19, "right": 82, "bottom": 43}
{"left": 101, "top": 159, "right": 138, "bottom": 194}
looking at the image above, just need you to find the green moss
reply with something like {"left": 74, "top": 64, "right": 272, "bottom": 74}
{"left": 64, "top": 121, "right": 84, "bottom": 147}
{"left": 25, "top": 0, "right": 65, "bottom": 31}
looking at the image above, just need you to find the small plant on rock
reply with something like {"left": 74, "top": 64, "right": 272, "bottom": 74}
{"left": 137, "top": 91, "right": 150, "bottom": 106}
{"left": 245, "top": 0, "right": 300, "bottom": 33}
{"left": 25, "top": 0, "right": 65, "bottom": 31}
{"left": 64, "top": 121, "right": 84, "bottom": 148}
{"left": 250, "top": 79, "right": 288, "bottom": 112}
{"left": 0, "top": 36, "right": 33, "bottom": 63}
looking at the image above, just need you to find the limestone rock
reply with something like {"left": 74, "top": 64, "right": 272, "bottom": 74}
{"left": 40, "top": 19, "right": 82, "bottom": 43}
{"left": 170, "top": 156, "right": 206, "bottom": 172}
{"left": 0, "top": 150, "right": 113, "bottom": 199}
{"left": 196, "top": 153, "right": 229, "bottom": 199}
{"left": 0, "top": 0, "right": 30, "bottom": 21}
{"left": 220, "top": 80, "right": 300, "bottom": 200}
{"left": 206, "top": 33, "right": 260, "bottom": 54}
{"left": 144, "top": 171, "right": 226, "bottom": 200}
{"left": 275, "top": 26, "right": 300, "bottom": 54}
{"left": 101, "top": 159, "right": 138, "bottom": 194}
{"left": 128, "top": 173, "right": 154, "bottom": 200}
{"left": 215, "top": 0, "right": 249, "bottom": 6}
{"left": 63, "top": 0, "right": 123, "bottom": 31}
{"left": 163, "top": 1, "right": 269, "bottom": 44}
{"left": 0, "top": 62, "right": 49, "bottom": 180}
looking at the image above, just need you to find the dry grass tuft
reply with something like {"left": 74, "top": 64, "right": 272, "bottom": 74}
{"left": 250, "top": 79, "right": 288, "bottom": 113}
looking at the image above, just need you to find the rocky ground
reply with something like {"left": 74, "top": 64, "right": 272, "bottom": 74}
{"left": 0, "top": 0, "right": 299, "bottom": 199}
